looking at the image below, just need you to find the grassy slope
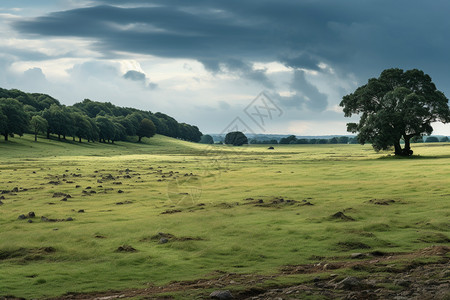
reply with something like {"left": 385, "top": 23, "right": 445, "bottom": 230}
{"left": 0, "top": 135, "right": 449, "bottom": 298}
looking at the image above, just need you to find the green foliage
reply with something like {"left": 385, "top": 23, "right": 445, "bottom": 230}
{"left": 425, "top": 136, "right": 440, "bottom": 143}
{"left": 440, "top": 136, "right": 449, "bottom": 142}
{"left": 72, "top": 113, "right": 97, "bottom": 142}
{"left": 0, "top": 88, "right": 60, "bottom": 111}
{"left": 96, "top": 116, "right": 116, "bottom": 143}
{"left": 200, "top": 134, "right": 214, "bottom": 144}
{"left": 42, "top": 104, "right": 71, "bottom": 140}
{"left": 338, "top": 136, "right": 349, "bottom": 144}
{"left": 279, "top": 135, "right": 296, "bottom": 144}
{"left": 0, "top": 87, "right": 202, "bottom": 143}
{"left": 73, "top": 99, "right": 201, "bottom": 142}
{"left": 0, "top": 98, "right": 29, "bottom": 140}
{"left": 30, "top": 115, "right": 48, "bottom": 141}
{"left": 340, "top": 68, "right": 450, "bottom": 156}
{"left": 136, "top": 118, "right": 156, "bottom": 142}
{"left": 224, "top": 131, "right": 248, "bottom": 146}
{"left": 329, "top": 137, "right": 338, "bottom": 144}
{"left": 179, "top": 123, "right": 202, "bottom": 142}
{"left": 0, "top": 110, "right": 6, "bottom": 134}
{"left": 249, "top": 138, "right": 278, "bottom": 144}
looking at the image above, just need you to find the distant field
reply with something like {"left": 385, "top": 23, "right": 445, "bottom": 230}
{"left": 0, "top": 135, "right": 449, "bottom": 299}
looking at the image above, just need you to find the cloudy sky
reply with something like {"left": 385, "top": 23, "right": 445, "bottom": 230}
{"left": 1, "top": 0, "right": 450, "bottom": 135}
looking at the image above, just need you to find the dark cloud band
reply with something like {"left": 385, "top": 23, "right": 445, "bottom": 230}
{"left": 11, "top": 0, "right": 450, "bottom": 108}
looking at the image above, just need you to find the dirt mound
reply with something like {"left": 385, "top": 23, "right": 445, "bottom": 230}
{"left": 330, "top": 211, "right": 355, "bottom": 221}
{"left": 419, "top": 245, "right": 449, "bottom": 256}
{"left": 141, "top": 232, "right": 204, "bottom": 243}
{"left": 115, "top": 245, "right": 137, "bottom": 253}
{"left": 368, "top": 198, "right": 396, "bottom": 205}
{"left": 42, "top": 245, "right": 449, "bottom": 300}
{"left": 52, "top": 192, "right": 71, "bottom": 198}
{"left": 243, "top": 196, "right": 304, "bottom": 208}
{"left": 161, "top": 209, "right": 182, "bottom": 214}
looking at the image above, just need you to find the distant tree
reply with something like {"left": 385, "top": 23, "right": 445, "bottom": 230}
{"left": 0, "top": 111, "right": 7, "bottom": 137}
{"left": 411, "top": 135, "right": 423, "bottom": 143}
{"left": 86, "top": 118, "right": 99, "bottom": 142}
{"left": 295, "top": 138, "right": 309, "bottom": 144}
{"left": 317, "top": 139, "right": 328, "bottom": 144}
{"left": 340, "top": 68, "right": 450, "bottom": 156}
{"left": 136, "top": 118, "right": 156, "bottom": 142}
{"left": 96, "top": 116, "right": 116, "bottom": 143}
{"left": 329, "top": 137, "right": 339, "bottom": 144}
{"left": 31, "top": 93, "right": 61, "bottom": 110}
{"left": 155, "top": 112, "right": 180, "bottom": 138}
{"left": 117, "top": 114, "right": 139, "bottom": 137}
{"left": 279, "top": 135, "right": 297, "bottom": 144}
{"left": 200, "top": 134, "right": 214, "bottom": 144}
{"left": 253, "top": 139, "right": 280, "bottom": 144}
{"left": 441, "top": 136, "right": 449, "bottom": 142}
{"left": 72, "top": 113, "right": 92, "bottom": 142}
{"left": 0, "top": 98, "right": 29, "bottom": 141}
{"left": 224, "top": 131, "right": 248, "bottom": 146}
{"left": 338, "top": 136, "right": 349, "bottom": 144}
{"left": 30, "top": 115, "right": 48, "bottom": 142}
{"left": 112, "top": 121, "right": 127, "bottom": 143}
{"left": 42, "top": 104, "right": 70, "bottom": 140}
{"left": 178, "top": 123, "right": 202, "bottom": 142}
{"left": 348, "top": 137, "right": 358, "bottom": 144}
{"left": 425, "top": 136, "right": 440, "bottom": 143}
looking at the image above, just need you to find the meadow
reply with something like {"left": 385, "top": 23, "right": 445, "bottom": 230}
{"left": 0, "top": 135, "right": 449, "bottom": 299}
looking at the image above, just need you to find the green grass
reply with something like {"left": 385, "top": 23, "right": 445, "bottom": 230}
{"left": 0, "top": 134, "right": 449, "bottom": 298}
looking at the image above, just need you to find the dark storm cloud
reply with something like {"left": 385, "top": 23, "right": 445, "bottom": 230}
{"left": 277, "top": 70, "right": 328, "bottom": 112}
{"left": 12, "top": 0, "right": 450, "bottom": 102}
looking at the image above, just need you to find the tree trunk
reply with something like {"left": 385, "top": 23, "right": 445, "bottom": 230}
{"left": 138, "top": 136, "right": 142, "bottom": 142}
{"left": 34, "top": 133, "right": 38, "bottom": 142}
{"left": 394, "top": 140, "right": 402, "bottom": 155}
{"left": 47, "top": 130, "right": 50, "bottom": 139}
{"left": 4, "top": 132, "right": 8, "bottom": 141}
{"left": 79, "top": 137, "right": 82, "bottom": 143}
{"left": 402, "top": 136, "right": 413, "bottom": 156}
{"left": 73, "top": 136, "right": 75, "bottom": 142}
{"left": 58, "top": 134, "right": 61, "bottom": 140}
{"left": 394, "top": 137, "right": 413, "bottom": 156}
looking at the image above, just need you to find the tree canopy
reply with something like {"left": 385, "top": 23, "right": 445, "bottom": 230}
{"left": 30, "top": 115, "right": 48, "bottom": 142}
{"left": 137, "top": 118, "right": 156, "bottom": 142}
{"left": 200, "top": 134, "right": 214, "bottom": 144}
{"left": 0, "top": 87, "right": 202, "bottom": 143}
{"left": 224, "top": 131, "right": 248, "bottom": 146}
{"left": 0, "top": 98, "right": 29, "bottom": 141}
{"left": 340, "top": 68, "right": 450, "bottom": 156}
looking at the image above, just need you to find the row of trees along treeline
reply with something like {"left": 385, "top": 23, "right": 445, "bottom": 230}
{"left": 201, "top": 134, "right": 449, "bottom": 145}
{"left": 0, "top": 88, "right": 202, "bottom": 143}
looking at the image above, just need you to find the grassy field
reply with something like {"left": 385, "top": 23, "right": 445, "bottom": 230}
{"left": 0, "top": 134, "right": 449, "bottom": 299}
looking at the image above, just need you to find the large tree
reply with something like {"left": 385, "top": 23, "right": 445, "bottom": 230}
{"left": 0, "top": 98, "right": 29, "bottom": 141}
{"left": 224, "top": 131, "right": 248, "bottom": 146}
{"left": 200, "top": 134, "right": 214, "bottom": 144}
{"left": 136, "top": 118, "right": 156, "bottom": 142}
{"left": 340, "top": 68, "right": 450, "bottom": 156}
{"left": 30, "top": 115, "right": 48, "bottom": 142}
{"left": 96, "top": 116, "right": 116, "bottom": 143}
